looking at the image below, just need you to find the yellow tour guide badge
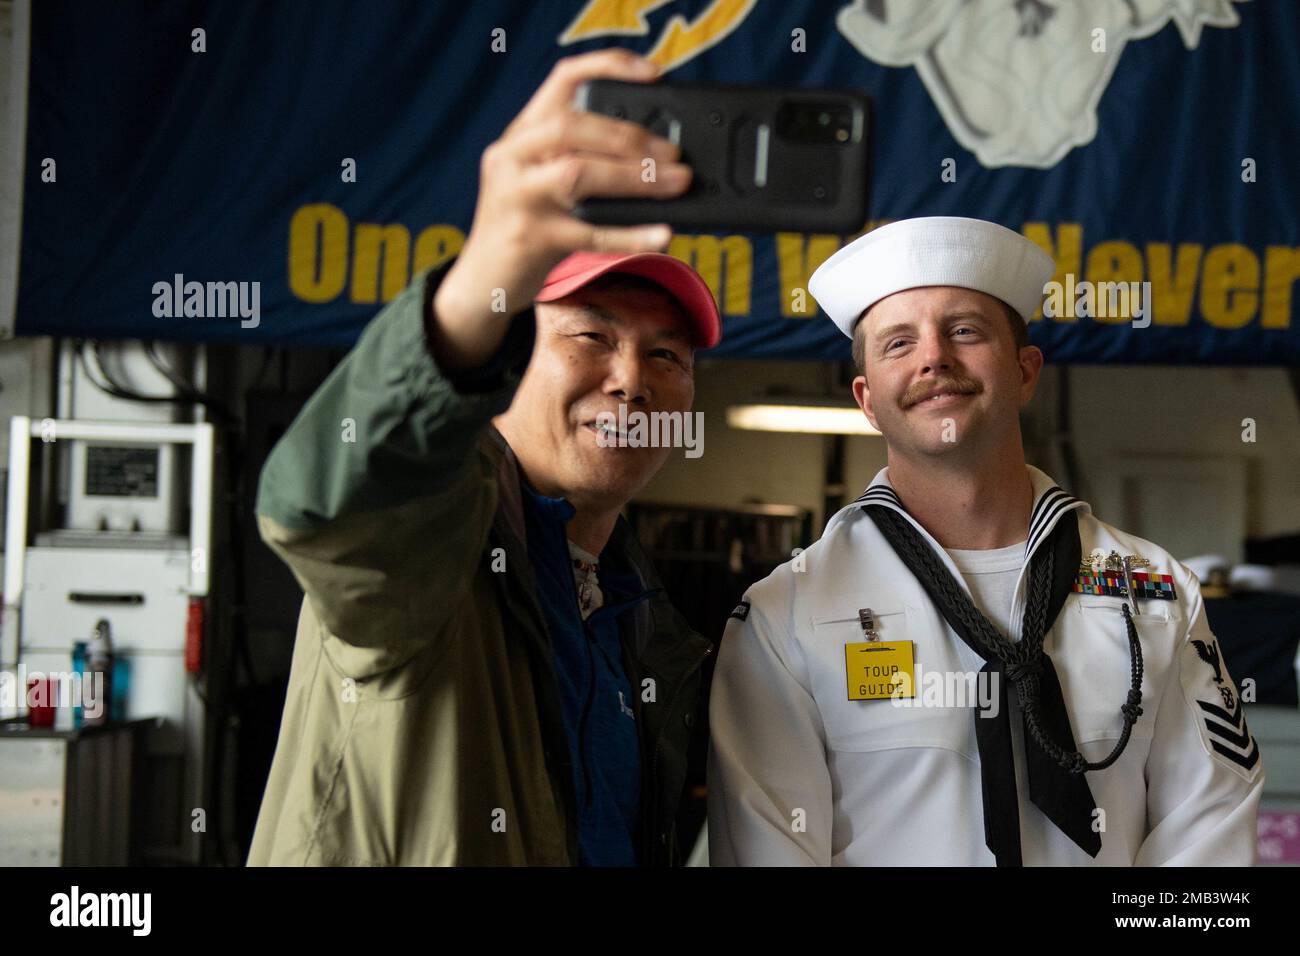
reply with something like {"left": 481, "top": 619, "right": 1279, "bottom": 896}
{"left": 845, "top": 607, "right": 915, "bottom": 701}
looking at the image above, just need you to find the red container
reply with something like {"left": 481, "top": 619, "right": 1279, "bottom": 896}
{"left": 26, "top": 676, "right": 56, "bottom": 728}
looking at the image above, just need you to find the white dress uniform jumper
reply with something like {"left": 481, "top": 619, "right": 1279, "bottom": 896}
{"left": 707, "top": 466, "right": 1265, "bottom": 865}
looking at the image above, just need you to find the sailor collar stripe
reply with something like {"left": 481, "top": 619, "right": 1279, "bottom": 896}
{"left": 1025, "top": 486, "right": 1083, "bottom": 558}
{"left": 852, "top": 485, "right": 904, "bottom": 508}
{"left": 849, "top": 478, "right": 1086, "bottom": 565}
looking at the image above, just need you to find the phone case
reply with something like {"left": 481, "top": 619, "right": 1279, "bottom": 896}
{"left": 573, "top": 79, "right": 871, "bottom": 234}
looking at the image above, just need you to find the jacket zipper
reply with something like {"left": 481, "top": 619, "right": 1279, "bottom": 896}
{"left": 578, "top": 630, "right": 597, "bottom": 810}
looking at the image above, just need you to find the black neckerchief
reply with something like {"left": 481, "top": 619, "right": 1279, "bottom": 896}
{"left": 864, "top": 503, "right": 1141, "bottom": 865}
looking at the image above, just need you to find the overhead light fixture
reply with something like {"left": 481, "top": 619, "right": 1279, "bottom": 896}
{"left": 726, "top": 399, "right": 881, "bottom": 436}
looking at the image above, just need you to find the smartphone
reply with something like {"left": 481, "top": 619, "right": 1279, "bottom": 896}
{"left": 573, "top": 79, "right": 871, "bottom": 234}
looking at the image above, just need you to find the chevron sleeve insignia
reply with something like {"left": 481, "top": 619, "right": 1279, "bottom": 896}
{"left": 1182, "top": 636, "right": 1261, "bottom": 782}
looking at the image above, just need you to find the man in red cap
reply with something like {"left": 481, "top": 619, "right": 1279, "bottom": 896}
{"left": 248, "top": 49, "right": 719, "bottom": 866}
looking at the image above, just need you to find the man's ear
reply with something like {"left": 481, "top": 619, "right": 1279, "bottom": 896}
{"left": 852, "top": 374, "right": 879, "bottom": 431}
{"left": 1017, "top": 345, "right": 1045, "bottom": 406}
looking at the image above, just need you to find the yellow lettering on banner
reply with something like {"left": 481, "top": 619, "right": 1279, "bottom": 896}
{"left": 668, "top": 234, "right": 750, "bottom": 315}
{"left": 775, "top": 233, "right": 840, "bottom": 317}
{"left": 1262, "top": 246, "right": 1300, "bottom": 329}
{"left": 1022, "top": 222, "right": 1081, "bottom": 321}
{"left": 1085, "top": 241, "right": 1143, "bottom": 323}
{"left": 288, "top": 204, "right": 349, "bottom": 303}
{"left": 413, "top": 226, "right": 465, "bottom": 277}
{"left": 352, "top": 223, "right": 411, "bottom": 304}
{"left": 1200, "top": 244, "right": 1259, "bottom": 329}
{"left": 284, "top": 211, "right": 1299, "bottom": 336}
{"left": 1145, "top": 243, "right": 1202, "bottom": 326}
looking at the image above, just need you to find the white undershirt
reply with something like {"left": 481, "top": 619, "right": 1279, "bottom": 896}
{"left": 942, "top": 539, "right": 1026, "bottom": 640}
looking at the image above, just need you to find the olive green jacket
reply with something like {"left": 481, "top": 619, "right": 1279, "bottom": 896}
{"left": 247, "top": 260, "right": 712, "bottom": 866}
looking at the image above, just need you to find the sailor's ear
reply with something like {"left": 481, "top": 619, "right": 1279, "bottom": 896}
{"left": 852, "top": 374, "right": 878, "bottom": 431}
{"left": 1017, "top": 344, "right": 1044, "bottom": 405}
{"left": 849, "top": 315, "right": 879, "bottom": 429}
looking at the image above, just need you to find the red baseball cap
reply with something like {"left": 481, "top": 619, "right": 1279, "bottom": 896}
{"left": 534, "top": 251, "right": 721, "bottom": 349}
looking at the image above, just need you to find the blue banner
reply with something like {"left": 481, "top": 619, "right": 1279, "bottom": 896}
{"left": 16, "top": 0, "right": 1300, "bottom": 364}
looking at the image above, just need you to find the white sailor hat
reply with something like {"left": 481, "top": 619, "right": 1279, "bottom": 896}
{"left": 808, "top": 216, "right": 1057, "bottom": 339}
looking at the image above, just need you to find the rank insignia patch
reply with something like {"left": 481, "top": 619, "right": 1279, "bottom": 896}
{"left": 1187, "top": 637, "right": 1261, "bottom": 781}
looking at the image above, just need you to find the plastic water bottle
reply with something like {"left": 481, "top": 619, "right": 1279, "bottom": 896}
{"left": 71, "top": 641, "right": 87, "bottom": 728}
{"left": 84, "top": 620, "right": 113, "bottom": 727}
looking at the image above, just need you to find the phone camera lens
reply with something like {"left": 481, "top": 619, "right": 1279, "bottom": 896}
{"left": 818, "top": 112, "right": 830, "bottom": 125}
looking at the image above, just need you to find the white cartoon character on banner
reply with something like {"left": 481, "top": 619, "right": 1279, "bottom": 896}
{"left": 836, "top": 0, "right": 1247, "bottom": 168}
